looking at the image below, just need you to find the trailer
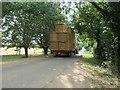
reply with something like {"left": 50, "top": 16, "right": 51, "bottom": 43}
{"left": 49, "top": 22, "right": 78, "bottom": 56}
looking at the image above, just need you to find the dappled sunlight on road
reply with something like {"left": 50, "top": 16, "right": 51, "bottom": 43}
{"left": 73, "top": 68, "right": 81, "bottom": 74}
{"left": 45, "top": 55, "right": 118, "bottom": 88}
{"left": 72, "top": 75, "right": 85, "bottom": 82}
{"left": 59, "top": 75, "right": 73, "bottom": 88}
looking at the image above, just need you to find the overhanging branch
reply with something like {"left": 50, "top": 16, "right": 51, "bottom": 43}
{"left": 90, "top": 2, "right": 109, "bottom": 16}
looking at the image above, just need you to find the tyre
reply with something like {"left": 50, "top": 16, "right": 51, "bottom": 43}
{"left": 67, "top": 51, "right": 72, "bottom": 57}
{"left": 75, "top": 49, "right": 78, "bottom": 54}
{"left": 73, "top": 51, "right": 76, "bottom": 55}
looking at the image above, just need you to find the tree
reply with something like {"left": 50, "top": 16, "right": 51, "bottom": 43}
{"left": 71, "top": 3, "right": 107, "bottom": 57}
{"left": 2, "top": 2, "right": 66, "bottom": 56}
{"left": 2, "top": 2, "right": 40, "bottom": 57}
{"left": 62, "top": 2, "right": 119, "bottom": 74}
{"left": 33, "top": 2, "right": 66, "bottom": 55}
{"left": 91, "top": 2, "right": 120, "bottom": 74}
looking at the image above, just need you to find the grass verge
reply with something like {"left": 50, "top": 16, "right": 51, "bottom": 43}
{"left": 1, "top": 54, "right": 46, "bottom": 63}
{"left": 80, "top": 51, "right": 119, "bottom": 88}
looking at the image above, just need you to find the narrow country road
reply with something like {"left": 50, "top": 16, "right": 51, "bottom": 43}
{"left": 2, "top": 56, "right": 79, "bottom": 88}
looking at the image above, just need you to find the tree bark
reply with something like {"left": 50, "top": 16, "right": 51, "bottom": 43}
{"left": 96, "top": 38, "right": 100, "bottom": 55}
{"left": 117, "top": 36, "right": 120, "bottom": 74}
{"left": 24, "top": 47, "right": 28, "bottom": 57}
{"left": 19, "top": 48, "right": 21, "bottom": 55}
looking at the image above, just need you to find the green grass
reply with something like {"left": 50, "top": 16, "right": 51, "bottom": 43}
{"left": 1, "top": 54, "right": 45, "bottom": 62}
{"left": 82, "top": 51, "right": 94, "bottom": 58}
{"left": 2, "top": 55, "right": 25, "bottom": 62}
{"left": 81, "top": 51, "right": 98, "bottom": 66}
{"left": 80, "top": 51, "right": 119, "bottom": 88}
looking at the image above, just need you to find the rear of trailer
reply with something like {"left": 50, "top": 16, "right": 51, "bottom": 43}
{"left": 49, "top": 23, "right": 78, "bottom": 56}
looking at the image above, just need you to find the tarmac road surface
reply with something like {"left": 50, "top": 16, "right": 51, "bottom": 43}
{"left": 2, "top": 55, "right": 78, "bottom": 88}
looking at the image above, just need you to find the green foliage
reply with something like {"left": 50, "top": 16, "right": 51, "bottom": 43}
{"left": 81, "top": 52, "right": 118, "bottom": 88}
{"left": 2, "top": 2, "right": 66, "bottom": 56}
{"left": 63, "top": 2, "right": 119, "bottom": 74}
{"left": 33, "top": 2, "right": 66, "bottom": 55}
{"left": 91, "top": 2, "right": 120, "bottom": 74}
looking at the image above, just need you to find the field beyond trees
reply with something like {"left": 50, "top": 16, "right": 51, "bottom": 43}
{"left": 1, "top": 47, "right": 43, "bottom": 55}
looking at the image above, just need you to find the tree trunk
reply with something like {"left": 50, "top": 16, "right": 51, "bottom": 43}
{"left": 95, "top": 30, "right": 102, "bottom": 60}
{"left": 19, "top": 48, "right": 21, "bottom": 55}
{"left": 43, "top": 47, "right": 48, "bottom": 55}
{"left": 95, "top": 37, "right": 105, "bottom": 64}
{"left": 118, "top": 36, "right": 120, "bottom": 74}
{"left": 96, "top": 38, "right": 101, "bottom": 56}
{"left": 24, "top": 47, "right": 28, "bottom": 57}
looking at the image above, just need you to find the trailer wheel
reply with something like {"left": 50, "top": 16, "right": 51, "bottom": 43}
{"left": 73, "top": 51, "right": 76, "bottom": 55}
{"left": 75, "top": 49, "right": 78, "bottom": 54}
{"left": 67, "top": 51, "right": 70, "bottom": 57}
{"left": 67, "top": 51, "right": 72, "bottom": 57}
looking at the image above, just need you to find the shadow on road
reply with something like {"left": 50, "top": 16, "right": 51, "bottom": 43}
{"left": 51, "top": 55, "right": 80, "bottom": 59}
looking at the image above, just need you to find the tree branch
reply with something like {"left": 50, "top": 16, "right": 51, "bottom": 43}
{"left": 90, "top": 2, "right": 109, "bottom": 16}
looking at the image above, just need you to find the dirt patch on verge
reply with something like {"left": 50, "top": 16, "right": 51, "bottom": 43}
{"left": 45, "top": 58, "right": 118, "bottom": 88}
